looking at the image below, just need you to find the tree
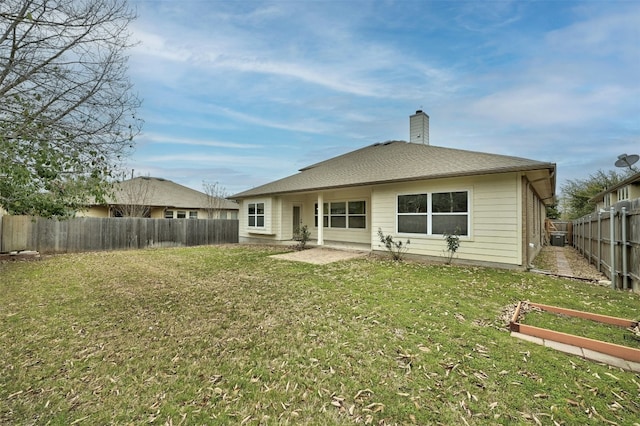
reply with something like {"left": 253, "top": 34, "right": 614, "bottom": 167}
{"left": 561, "top": 169, "right": 633, "bottom": 219}
{"left": 202, "top": 181, "right": 229, "bottom": 219}
{"left": 545, "top": 203, "right": 560, "bottom": 220}
{"left": 0, "top": 0, "right": 142, "bottom": 218}
{"left": 111, "top": 175, "right": 156, "bottom": 217}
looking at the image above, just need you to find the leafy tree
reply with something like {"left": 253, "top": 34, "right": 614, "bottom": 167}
{"left": 545, "top": 203, "right": 560, "bottom": 220}
{"left": 0, "top": 0, "right": 141, "bottom": 218}
{"left": 561, "top": 169, "right": 633, "bottom": 219}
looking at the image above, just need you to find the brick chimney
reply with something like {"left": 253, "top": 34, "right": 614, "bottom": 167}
{"left": 409, "top": 110, "right": 429, "bottom": 145}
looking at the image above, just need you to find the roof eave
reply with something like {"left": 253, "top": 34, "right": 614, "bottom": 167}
{"left": 230, "top": 164, "right": 556, "bottom": 200}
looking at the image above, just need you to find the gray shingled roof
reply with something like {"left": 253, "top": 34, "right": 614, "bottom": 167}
{"left": 231, "top": 141, "right": 556, "bottom": 199}
{"left": 104, "top": 177, "right": 238, "bottom": 210}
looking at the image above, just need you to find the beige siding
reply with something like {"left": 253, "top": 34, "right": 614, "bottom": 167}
{"left": 316, "top": 188, "right": 371, "bottom": 245}
{"left": 524, "top": 179, "right": 547, "bottom": 265}
{"left": 77, "top": 206, "right": 109, "bottom": 217}
{"left": 239, "top": 189, "right": 373, "bottom": 245}
{"left": 237, "top": 172, "right": 537, "bottom": 266}
{"left": 372, "top": 173, "right": 524, "bottom": 266}
{"left": 78, "top": 206, "right": 224, "bottom": 220}
{"left": 238, "top": 198, "right": 278, "bottom": 243}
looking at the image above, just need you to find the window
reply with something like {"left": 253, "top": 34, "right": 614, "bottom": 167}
{"left": 348, "top": 201, "right": 366, "bottom": 229}
{"left": 431, "top": 191, "right": 468, "bottom": 235}
{"left": 177, "top": 210, "right": 186, "bottom": 219}
{"left": 248, "top": 202, "right": 265, "bottom": 227}
{"left": 165, "top": 210, "right": 174, "bottom": 219}
{"left": 618, "top": 186, "right": 629, "bottom": 201}
{"left": 397, "top": 194, "right": 427, "bottom": 233}
{"left": 189, "top": 211, "right": 198, "bottom": 219}
{"left": 397, "top": 191, "right": 468, "bottom": 236}
{"left": 315, "top": 201, "right": 366, "bottom": 229}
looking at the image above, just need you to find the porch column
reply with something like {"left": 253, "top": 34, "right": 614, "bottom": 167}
{"left": 317, "top": 193, "right": 324, "bottom": 246}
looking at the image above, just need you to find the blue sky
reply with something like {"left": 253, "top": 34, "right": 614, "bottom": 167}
{"left": 126, "top": 0, "right": 639, "bottom": 198}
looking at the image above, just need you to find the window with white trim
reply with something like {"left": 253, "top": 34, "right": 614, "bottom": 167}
{"left": 397, "top": 191, "right": 468, "bottom": 236}
{"left": 165, "top": 210, "right": 174, "bottom": 219}
{"left": 248, "top": 202, "right": 265, "bottom": 227}
{"left": 189, "top": 211, "right": 198, "bottom": 219}
{"left": 315, "top": 201, "right": 366, "bottom": 229}
{"left": 617, "top": 186, "right": 629, "bottom": 201}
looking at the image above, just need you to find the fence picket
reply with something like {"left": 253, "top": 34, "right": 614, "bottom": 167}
{"left": 0, "top": 216, "right": 238, "bottom": 254}
{"left": 571, "top": 200, "right": 640, "bottom": 292}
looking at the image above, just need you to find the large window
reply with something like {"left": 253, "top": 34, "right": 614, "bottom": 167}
{"left": 397, "top": 191, "right": 468, "bottom": 236}
{"left": 248, "top": 202, "right": 265, "bottom": 227}
{"left": 315, "top": 201, "right": 366, "bottom": 229}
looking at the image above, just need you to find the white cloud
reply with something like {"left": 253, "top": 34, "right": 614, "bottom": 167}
{"left": 467, "top": 85, "right": 628, "bottom": 127}
{"left": 140, "top": 132, "right": 262, "bottom": 149}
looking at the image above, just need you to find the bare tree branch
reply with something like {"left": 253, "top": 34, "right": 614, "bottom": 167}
{"left": 112, "top": 175, "right": 155, "bottom": 218}
{"left": 0, "top": 0, "right": 142, "bottom": 217}
{"left": 202, "top": 181, "right": 229, "bottom": 219}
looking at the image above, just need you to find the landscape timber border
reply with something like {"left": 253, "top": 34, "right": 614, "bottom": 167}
{"left": 510, "top": 301, "right": 640, "bottom": 370}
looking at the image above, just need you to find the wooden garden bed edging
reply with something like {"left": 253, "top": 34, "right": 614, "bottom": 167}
{"left": 510, "top": 301, "right": 640, "bottom": 363}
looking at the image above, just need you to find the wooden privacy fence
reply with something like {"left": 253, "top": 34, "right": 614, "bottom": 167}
{"left": 0, "top": 216, "right": 238, "bottom": 254}
{"left": 572, "top": 199, "right": 640, "bottom": 292}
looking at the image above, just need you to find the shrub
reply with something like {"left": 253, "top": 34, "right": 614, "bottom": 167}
{"left": 443, "top": 229, "right": 461, "bottom": 265}
{"left": 296, "top": 224, "right": 311, "bottom": 250}
{"left": 377, "top": 228, "right": 410, "bottom": 261}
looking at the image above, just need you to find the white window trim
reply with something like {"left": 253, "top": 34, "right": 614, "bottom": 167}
{"left": 247, "top": 201, "right": 266, "bottom": 229}
{"left": 396, "top": 189, "right": 471, "bottom": 238}
{"left": 314, "top": 200, "right": 368, "bottom": 230}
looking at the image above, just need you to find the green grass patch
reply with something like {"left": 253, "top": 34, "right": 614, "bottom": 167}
{"left": 1, "top": 245, "right": 639, "bottom": 425}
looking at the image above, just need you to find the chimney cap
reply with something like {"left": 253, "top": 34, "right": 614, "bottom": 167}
{"left": 415, "top": 109, "right": 422, "bottom": 114}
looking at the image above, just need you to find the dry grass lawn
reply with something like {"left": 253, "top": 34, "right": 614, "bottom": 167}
{"left": 1, "top": 245, "right": 639, "bottom": 425}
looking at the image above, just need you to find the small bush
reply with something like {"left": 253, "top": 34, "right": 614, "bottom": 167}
{"left": 377, "top": 228, "right": 410, "bottom": 261}
{"left": 443, "top": 229, "right": 461, "bottom": 265}
{"left": 296, "top": 224, "right": 311, "bottom": 250}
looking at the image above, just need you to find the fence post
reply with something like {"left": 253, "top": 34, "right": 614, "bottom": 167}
{"left": 610, "top": 207, "right": 616, "bottom": 289}
{"left": 597, "top": 210, "right": 602, "bottom": 273}
{"left": 587, "top": 214, "right": 592, "bottom": 264}
{"left": 621, "top": 207, "right": 628, "bottom": 290}
{"left": 580, "top": 217, "right": 585, "bottom": 254}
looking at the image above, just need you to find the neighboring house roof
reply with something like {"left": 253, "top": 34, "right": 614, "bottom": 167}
{"left": 103, "top": 177, "right": 238, "bottom": 210}
{"left": 589, "top": 171, "right": 640, "bottom": 203}
{"left": 231, "top": 141, "right": 556, "bottom": 203}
